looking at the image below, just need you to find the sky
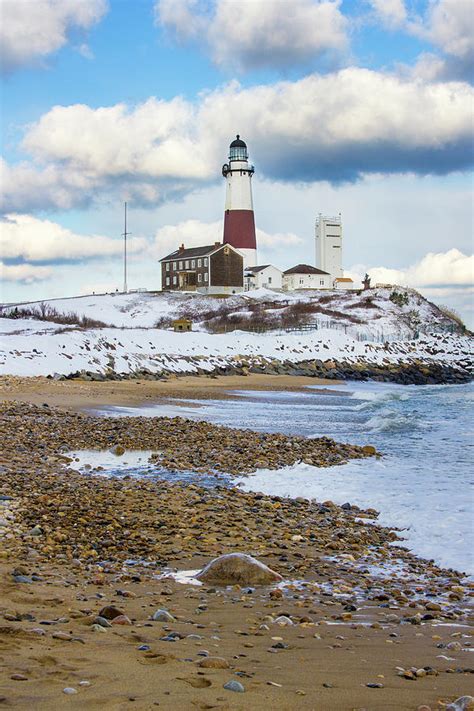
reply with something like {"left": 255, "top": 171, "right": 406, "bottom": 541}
{"left": 0, "top": 0, "right": 473, "bottom": 325}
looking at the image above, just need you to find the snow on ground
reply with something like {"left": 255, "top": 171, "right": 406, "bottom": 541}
{"left": 1, "top": 318, "right": 472, "bottom": 377}
{"left": 1, "top": 288, "right": 470, "bottom": 377}
{"left": 1, "top": 286, "right": 457, "bottom": 338}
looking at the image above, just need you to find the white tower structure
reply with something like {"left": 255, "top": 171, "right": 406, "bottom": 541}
{"left": 315, "top": 214, "right": 343, "bottom": 280}
{"left": 222, "top": 135, "right": 257, "bottom": 268}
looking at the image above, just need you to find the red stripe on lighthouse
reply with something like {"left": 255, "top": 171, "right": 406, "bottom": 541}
{"left": 223, "top": 210, "right": 256, "bottom": 250}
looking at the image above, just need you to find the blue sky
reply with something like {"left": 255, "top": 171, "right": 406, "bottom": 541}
{"left": 1, "top": 0, "right": 473, "bottom": 325}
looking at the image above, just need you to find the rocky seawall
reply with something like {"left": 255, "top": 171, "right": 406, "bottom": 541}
{"left": 56, "top": 355, "right": 472, "bottom": 385}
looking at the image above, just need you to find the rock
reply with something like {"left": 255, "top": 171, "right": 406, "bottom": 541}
{"left": 199, "top": 657, "right": 229, "bottom": 669}
{"left": 13, "top": 575, "right": 33, "bottom": 584}
{"left": 63, "top": 688, "right": 78, "bottom": 695}
{"left": 111, "top": 615, "right": 132, "bottom": 625}
{"left": 93, "top": 616, "right": 112, "bottom": 628}
{"left": 223, "top": 680, "right": 245, "bottom": 693}
{"left": 362, "top": 445, "right": 377, "bottom": 455}
{"left": 446, "top": 697, "right": 474, "bottom": 711}
{"left": 110, "top": 444, "right": 125, "bottom": 456}
{"left": 196, "top": 553, "right": 282, "bottom": 586}
{"left": 274, "top": 616, "right": 294, "bottom": 626}
{"left": 98, "top": 605, "right": 125, "bottom": 620}
{"left": 152, "top": 609, "right": 175, "bottom": 622}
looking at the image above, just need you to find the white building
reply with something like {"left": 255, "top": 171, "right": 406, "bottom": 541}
{"left": 244, "top": 265, "right": 283, "bottom": 291}
{"left": 282, "top": 264, "right": 332, "bottom": 291}
{"left": 334, "top": 276, "right": 355, "bottom": 290}
{"left": 315, "top": 215, "right": 343, "bottom": 280}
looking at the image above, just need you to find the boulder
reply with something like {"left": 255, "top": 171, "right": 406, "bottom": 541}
{"left": 196, "top": 553, "right": 282, "bottom": 586}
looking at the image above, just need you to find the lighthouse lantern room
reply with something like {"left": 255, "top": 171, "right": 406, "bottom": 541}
{"left": 222, "top": 135, "right": 257, "bottom": 268}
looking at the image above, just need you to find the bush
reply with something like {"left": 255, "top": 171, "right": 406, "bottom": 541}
{"left": 1, "top": 303, "right": 108, "bottom": 328}
{"left": 389, "top": 291, "right": 409, "bottom": 307}
{"left": 437, "top": 305, "right": 466, "bottom": 331}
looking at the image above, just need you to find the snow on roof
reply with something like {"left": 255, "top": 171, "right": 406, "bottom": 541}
{"left": 284, "top": 264, "right": 330, "bottom": 275}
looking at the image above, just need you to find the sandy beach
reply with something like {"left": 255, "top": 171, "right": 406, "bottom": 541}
{"left": 0, "top": 378, "right": 473, "bottom": 710}
{"left": 0, "top": 373, "right": 342, "bottom": 411}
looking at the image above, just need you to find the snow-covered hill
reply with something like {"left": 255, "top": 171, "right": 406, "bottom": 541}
{"left": 1, "top": 286, "right": 462, "bottom": 339}
{"left": 1, "top": 287, "right": 471, "bottom": 381}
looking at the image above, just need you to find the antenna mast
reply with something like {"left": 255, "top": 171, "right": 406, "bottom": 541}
{"left": 122, "top": 202, "right": 131, "bottom": 293}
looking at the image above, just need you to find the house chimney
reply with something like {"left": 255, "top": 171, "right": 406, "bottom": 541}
{"left": 214, "top": 241, "right": 221, "bottom": 248}
{"left": 179, "top": 243, "right": 185, "bottom": 252}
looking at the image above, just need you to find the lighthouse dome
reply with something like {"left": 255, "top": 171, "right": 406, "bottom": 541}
{"left": 229, "top": 134, "right": 248, "bottom": 161}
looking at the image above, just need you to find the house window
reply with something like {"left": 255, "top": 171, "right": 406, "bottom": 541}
{"left": 204, "top": 273, "right": 208, "bottom": 282}
{"left": 203, "top": 258, "right": 208, "bottom": 266}
{"left": 224, "top": 246, "right": 229, "bottom": 255}
{"left": 191, "top": 260, "right": 195, "bottom": 268}
{"left": 198, "top": 273, "right": 202, "bottom": 283}
{"left": 185, "top": 260, "right": 189, "bottom": 269}
{"left": 165, "top": 276, "right": 170, "bottom": 286}
{"left": 320, "top": 279, "right": 325, "bottom": 285}
{"left": 197, "top": 258, "right": 202, "bottom": 267}
{"left": 173, "top": 261, "right": 177, "bottom": 270}
{"left": 179, "top": 261, "right": 183, "bottom": 269}
{"left": 299, "top": 278, "right": 304, "bottom": 285}
{"left": 268, "top": 276, "right": 272, "bottom": 284}
{"left": 166, "top": 262, "right": 170, "bottom": 272}
{"left": 173, "top": 276, "right": 177, "bottom": 285}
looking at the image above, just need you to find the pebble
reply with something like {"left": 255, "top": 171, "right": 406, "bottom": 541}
{"left": 63, "top": 688, "right": 78, "bottom": 695}
{"left": 152, "top": 609, "right": 175, "bottom": 622}
{"left": 223, "top": 680, "right": 245, "bottom": 693}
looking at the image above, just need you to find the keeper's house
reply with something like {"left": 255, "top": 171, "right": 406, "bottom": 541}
{"left": 160, "top": 242, "right": 244, "bottom": 295}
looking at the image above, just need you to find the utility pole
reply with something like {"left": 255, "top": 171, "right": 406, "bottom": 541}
{"left": 122, "top": 202, "right": 131, "bottom": 293}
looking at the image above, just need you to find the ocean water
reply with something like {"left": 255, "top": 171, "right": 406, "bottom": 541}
{"left": 93, "top": 381, "right": 474, "bottom": 575}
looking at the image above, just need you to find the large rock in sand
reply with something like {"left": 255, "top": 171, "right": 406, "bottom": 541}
{"left": 196, "top": 553, "right": 282, "bottom": 586}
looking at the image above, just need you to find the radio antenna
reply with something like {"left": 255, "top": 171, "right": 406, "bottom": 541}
{"left": 122, "top": 201, "right": 131, "bottom": 293}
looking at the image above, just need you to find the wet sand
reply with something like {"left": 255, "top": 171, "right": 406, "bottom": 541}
{"left": 0, "top": 382, "right": 473, "bottom": 710}
{"left": 0, "top": 374, "right": 342, "bottom": 412}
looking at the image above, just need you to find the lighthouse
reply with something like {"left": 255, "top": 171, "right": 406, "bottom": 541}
{"left": 222, "top": 135, "right": 257, "bottom": 267}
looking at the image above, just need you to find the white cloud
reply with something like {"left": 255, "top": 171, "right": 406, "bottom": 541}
{"left": 349, "top": 248, "right": 473, "bottom": 288}
{"left": 3, "top": 67, "right": 472, "bottom": 213}
{"left": 0, "top": 262, "right": 53, "bottom": 284}
{"left": 0, "top": 213, "right": 148, "bottom": 263}
{"left": 425, "top": 0, "right": 474, "bottom": 60}
{"left": 156, "top": 0, "right": 348, "bottom": 71}
{"left": 152, "top": 219, "right": 303, "bottom": 257}
{"left": 0, "top": 0, "right": 108, "bottom": 73}
{"left": 367, "top": 0, "right": 407, "bottom": 29}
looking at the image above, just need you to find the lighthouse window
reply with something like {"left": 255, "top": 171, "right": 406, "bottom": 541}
{"left": 204, "top": 273, "right": 208, "bottom": 282}
{"left": 185, "top": 260, "right": 189, "bottom": 269}
{"left": 197, "top": 259, "right": 202, "bottom": 267}
{"left": 166, "top": 263, "right": 170, "bottom": 272}
{"left": 191, "top": 260, "right": 195, "bottom": 268}
{"left": 198, "top": 273, "right": 202, "bottom": 283}
{"left": 173, "top": 276, "right": 177, "bottom": 285}
{"left": 203, "top": 258, "right": 208, "bottom": 266}
{"left": 165, "top": 277, "right": 170, "bottom": 286}
{"left": 179, "top": 261, "right": 183, "bottom": 270}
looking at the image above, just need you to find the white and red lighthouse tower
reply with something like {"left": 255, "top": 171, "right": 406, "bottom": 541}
{"left": 222, "top": 135, "right": 257, "bottom": 268}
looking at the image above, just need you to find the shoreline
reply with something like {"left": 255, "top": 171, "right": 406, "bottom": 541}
{"left": 1, "top": 387, "right": 473, "bottom": 709}
{"left": 0, "top": 373, "right": 344, "bottom": 412}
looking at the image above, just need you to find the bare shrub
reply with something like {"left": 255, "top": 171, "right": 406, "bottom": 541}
{"left": 2, "top": 303, "right": 108, "bottom": 328}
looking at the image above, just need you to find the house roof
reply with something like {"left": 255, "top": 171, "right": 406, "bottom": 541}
{"left": 245, "top": 264, "right": 271, "bottom": 273}
{"left": 335, "top": 277, "right": 354, "bottom": 282}
{"left": 160, "top": 244, "right": 218, "bottom": 261}
{"left": 283, "top": 264, "right": 330, "bottom": 276}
